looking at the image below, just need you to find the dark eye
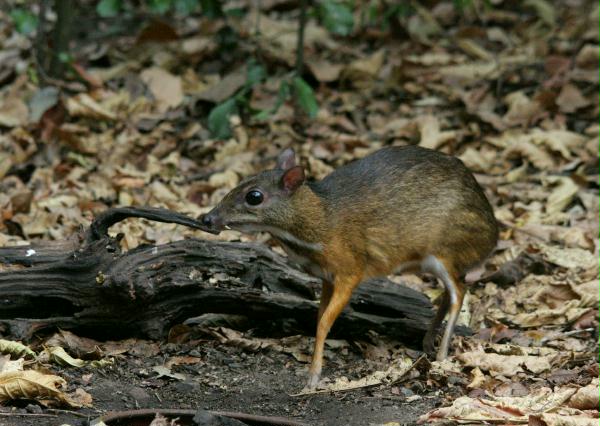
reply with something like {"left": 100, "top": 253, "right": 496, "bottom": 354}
{"left": 245, "top": 190, "right": 264, "bottom": 206}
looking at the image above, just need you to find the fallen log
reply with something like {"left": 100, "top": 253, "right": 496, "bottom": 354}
{"left": 0, "top": 207, "right": 435, "bottom": 345}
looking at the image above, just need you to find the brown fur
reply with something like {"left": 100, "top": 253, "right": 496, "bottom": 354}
{"left": 201, "top": 145, "right": 498, "bottom": 389}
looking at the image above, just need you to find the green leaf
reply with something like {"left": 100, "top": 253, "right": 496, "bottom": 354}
{"left": 9, "top": 8, "right": 38, "bottom": 35}
{"left": 224, "top": 7, "right": 246, "bottom": 18}
{"left": 318, "top": 1, "right": 354, "bottom": 36}
{"left": 452, "top": 0, "right": 473, "bottom": 12}
{"left": 200, "top": 0, "right": 223, "bottom": 18}
{"left": 292, "top": 77, "right": 318, "bottom": 118}
{"left": 148, "top": 0, "right": 173, "bottom": 14}
{"left": 96, "top": 0, "right": 122, "bottom": 17}
{"left": 245, "top": 60, "right": 266, "bottom": 89}
{"left": 208, "top": 98, "right": 237, "bottom": 139}
{"left": 174, "top": 0, "right": 199, "bottom": 15}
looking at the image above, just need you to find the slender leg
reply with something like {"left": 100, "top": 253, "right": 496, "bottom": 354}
{"left": 437, "top": 277, "right": 464, "bottom": 361}
{"left": 422, "top": 291, "right": 449, "bottom": 354}
{"left": 306, "top": 273, "right": 362, "bottom": 390}
{"left": 421, "top": 255, "right": 466, "bottom": 361}
{"left": 318, "top": 280, "right": 334, "bottom": 322}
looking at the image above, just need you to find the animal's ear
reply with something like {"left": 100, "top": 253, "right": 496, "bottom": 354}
{"left": 281, "top": 166, "right": 305, "bottom": 193}
{"left": 276, "top": 148, "right": 296, "bottom": 170}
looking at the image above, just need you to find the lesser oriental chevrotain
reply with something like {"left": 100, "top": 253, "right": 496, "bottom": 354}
{"left": 200, "top": 145, "right": 498, "bottom": 390}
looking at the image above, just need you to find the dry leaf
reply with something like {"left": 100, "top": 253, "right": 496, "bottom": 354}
{"left": 467, "top": 367, "right": 486, "bottom": 389}
{"left": 418, "top": 115, "right": 457, "bottom": 149}
{"left": 503, "top": 91, "right": 544, "bottom": 127}
{"left": 206, "top": 327, "right": 311, "bottom": 363}
{"left": 503, "top": 140, "right": 555, "bottom": 170}
{"left": 44, "top": 347, "right": 87, "bottom": 368}
{"left": 0, "top": 339, "right": 36, "bottom": 358}
{"left": 296, "top": 357, "right": 415, "bottom": 395}
{"left": 556, "top": 84, "right": 590, "bottom": 113}
{"left": 196, "top": 68, "right": 246, "bottom": 103}
{"left": 0, "top": 370, "right": 82, "bottom": 407}
{"left": 509, "top": 300, "right": 590, "bottom": 327}
{"left": 341, "top": 50, "right": 385, "bottom": 86}
{"left": 66, "top": 93, "right": 117, "bottom": 120}
{"left": 568, "top": 379, "right": 599, "bottom": 410}
{"left": 539, "top": 244, "right": 597, "bottom": 269}
{"left": 140, "top": 67, "right": 184, "bottom": 112}
{"left": 0, "top": 98, "right": 28, "bottom": 127}
{"left": 307, "top": 59, "right": 343, "bottom": 83}
{"left": 419, "top": 384, "right": 594, "bottom": 424}
{"left": 546, "top": 177, "right": 580, "bottom": 215}
{"left": 457, "top": 350, "right": 554, "bottom": 376}
{"left": 0, "top": 355, "right": 24, "bottom": 374}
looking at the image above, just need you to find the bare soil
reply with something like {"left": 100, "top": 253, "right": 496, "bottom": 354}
{"left": 1, "top": 338, "right": 445, "bottom": 426}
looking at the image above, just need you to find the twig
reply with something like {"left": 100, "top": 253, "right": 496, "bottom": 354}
{"left": 35, "top": 0, "right": 48, "bottom": 75}
{"left": 254, "top": 0, "right": 262, "bottom": 36}
{"left": 50, "top": 0, "right": 74, "bottom": 77}
{"left": 98, "top": 408, "right": 309, "bottom": 426}
{"left": 45, "top": 408, "right": 96, "bottom": 418}
{"left": 540, "top": 328, "right": 596, "bottom": 343}
{"left": 0, "top": 413, "right": 56, "bottom": 417}
{"left": 295, "top": 0, "right": 308, "bottom": 76}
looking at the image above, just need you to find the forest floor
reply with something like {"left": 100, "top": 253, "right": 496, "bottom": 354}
{"left": 0, "top": 1, "right": 598, "bottom": 425}
{"left": 2, "top": 341, "right": 442, "bottom": 426}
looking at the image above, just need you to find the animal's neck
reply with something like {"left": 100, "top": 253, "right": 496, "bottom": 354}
{"left": 285, "top": 184, "right": 328, "bottom": 247}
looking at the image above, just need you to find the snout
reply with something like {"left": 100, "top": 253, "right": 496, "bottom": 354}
{"left": 198, "top": 211, "right": 224, "bottom": 235}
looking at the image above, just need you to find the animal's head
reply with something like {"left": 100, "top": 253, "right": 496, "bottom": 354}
{"left": 199, "top": 148, "right": 306, "bottom": 234}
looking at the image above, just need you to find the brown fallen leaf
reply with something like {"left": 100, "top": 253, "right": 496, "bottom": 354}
{"left": 140, "top": 67, "right": 184, "bottom": 112}
{"left": 295, "top": 356, "right": 416, "bottom": 395}
{"left": 0, "top": 370, "right": 83, "bottom": 407}
{"left": 575, "top": 44, "right": 599, "bottom": 69}
{"left": 341, "top": 49, "right": 386, "bottom": 87}
{"left": 419, "top": 383, "right": 596, "bottom": 424}
{"left": 568, "top": 378, "right": 599, "bottom": 410}
{"left": 546, "top": 177, "right": 580, "bottom": 215}
{"left": 417, "top": 115, "right": 457, "bottom": 150}
{"left": 196, "top": 68, "right": 246, "bottom": 103}
{"left": 503, "top": 140, "right": 555, "bottom": 170}
{"left": 65, "top": 93, "right": 117, "bottom": 120}
{"left": 205, "top": 327, "right": 311, "bottom": 363}
{"left": 556, "top": 83, "right": 590, "bottom": 113}
{"left": 307, "top": 59, "right": 344, "bottom": 83}
{"left": 457, "top": 350, "right": 554, "bottom": 376}
{"left": 503, "top": 91, "right": 545, "bottom": 127}
{"left": 165, "top": 356, "right": 203, "bottom": 369}
{"left": 0, "top": 97, "right": 28, "bottom": 127}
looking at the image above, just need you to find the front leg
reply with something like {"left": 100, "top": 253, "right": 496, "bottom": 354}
{"left": 318, "top": 280, "right": 334, "bottom": 322}
{"left": 306, "top": 273, "right": 362, "bottom": 390}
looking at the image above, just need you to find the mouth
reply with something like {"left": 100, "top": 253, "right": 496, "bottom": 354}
{"left": 198, "top": 225, "right": 222, "bottom": 235}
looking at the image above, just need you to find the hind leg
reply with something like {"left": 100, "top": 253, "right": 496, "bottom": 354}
{"left": 318, "top": 280, "right": 334, "bottom": 322}
{"left": 422, "top": 290, "right": 449, "bottom": 355}
{"left": 422, "top": 255, "right": 466, "bottom": 361}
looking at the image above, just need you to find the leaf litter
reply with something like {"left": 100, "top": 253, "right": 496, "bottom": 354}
{"left": 0, "top": 0, "right": 597, "bottom": 424}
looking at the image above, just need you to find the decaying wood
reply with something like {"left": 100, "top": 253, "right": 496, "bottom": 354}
{"left": 0, "top": 207, "right": 435, "bottom": 344}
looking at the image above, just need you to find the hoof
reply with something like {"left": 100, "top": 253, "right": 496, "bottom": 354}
{"left": 422, "top": 333, "right": 437, "bottom": 356}
{"left": 305, "top": 373, "right": 320, "bottom": 391}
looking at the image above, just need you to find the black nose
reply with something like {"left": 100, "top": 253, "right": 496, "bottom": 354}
{"left": 201, "top": 214, "right": 212, "bottom": 227}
